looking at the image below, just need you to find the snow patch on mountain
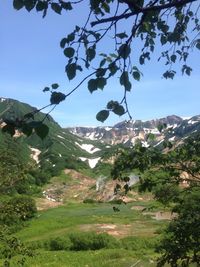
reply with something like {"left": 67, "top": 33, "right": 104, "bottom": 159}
{"left": 142, "top": 141, "right": 149, "bottom": 148}
{"left": 188, "top": 120, "right": 199, "bottom": 125}
{"left": 105, "top": 127, "right": 112, "bottom": 131}
{"left": 30, "top": 147, "right": 41, "bottom": 163}
{"left": 169, "top": 136, "right": 176, "bottom": 141}
{"left": 154, "top": 139, "right": 164, "bottom": 147}
{"left": 57, "top": 135, "right": 65, "bottom": 139}
{"left": 76, "top": 143, "right": 100, "bottom": 154}
{"left": 0, "top": 98, "right": 6, "bottom": 103}
{"left": 79, "top": 157, "right": 101, "bottom": 168}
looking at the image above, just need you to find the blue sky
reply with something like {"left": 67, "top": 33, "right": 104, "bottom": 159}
{"left": 0, "top": 2, "right": 199, "bottom": 126}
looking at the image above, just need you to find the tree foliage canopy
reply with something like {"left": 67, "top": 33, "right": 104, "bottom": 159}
{"left": 111, "top": 130, "right": 200, "bottom": 266}
{"left": 1, "top": 0, "right": 199, "bottom": 138}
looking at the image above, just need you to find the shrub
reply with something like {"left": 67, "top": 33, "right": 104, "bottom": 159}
{"left": 47, "top": 237, "right": 72, "bottom": 251}
{"left": 30, "top": 232, "right": 120, "bottom": 252}
{"left": 7, "top": 195, "right": 37, "bottom": 220}
{"left": 120, "top": 236, "right": 156, "bottom": 251}
{"left": 0, "top": 195, "right": 37, "bottom": 227}
{"left": 83, "top": 199, "right": 103, "bottom": 204}
{"left": 69, "top": 232, "right": 119, "bottom": 251}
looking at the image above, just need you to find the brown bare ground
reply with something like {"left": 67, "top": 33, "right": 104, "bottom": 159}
{"left": 36, "top": 198, "right": 63, "bottom": 211}
{"left": 79, "top": 223, "right": 132, "bottom": 238}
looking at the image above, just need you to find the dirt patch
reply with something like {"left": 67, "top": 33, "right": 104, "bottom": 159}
{"left": 131, "top": 205, "right": 146, "bottom": 211}
{"left": 143, "top": 211, "right": 177, "bottom": 220}
{"left": 64, "top": 169, "right": 94, "bottom": 185}
{"left": 36, "top": 198, "right": 63, "bottom": 211}
{"left": 79, "top": 223, "right": 132, "bottom": 238}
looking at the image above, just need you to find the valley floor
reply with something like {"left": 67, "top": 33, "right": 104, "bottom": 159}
{"left": 9, "top": 200, "right": 170, "bottom": 267}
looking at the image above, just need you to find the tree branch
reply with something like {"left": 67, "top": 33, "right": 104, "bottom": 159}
{"left": 91, "top": 0, "right": 198, "bottom": 27}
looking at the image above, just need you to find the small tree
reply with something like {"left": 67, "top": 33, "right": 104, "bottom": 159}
{"left": 157, "top": 187, "right": 200, "bottom": 267}
{"left": 111, "top": 132, "right": 200, "bottom": 266}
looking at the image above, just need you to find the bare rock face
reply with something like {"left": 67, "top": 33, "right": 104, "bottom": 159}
{"left": 67, "top": 115, "right": 200, "bottom": 148}
{"left": 67, "top": 115, "right": 184, "bottom": 146}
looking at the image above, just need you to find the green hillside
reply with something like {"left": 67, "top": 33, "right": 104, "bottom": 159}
{"left": 0, "top": 98, "right": 114, "bottom": 174}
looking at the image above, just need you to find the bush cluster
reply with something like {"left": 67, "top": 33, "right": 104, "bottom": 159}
{"left": 83, "top": 199, "right": 103, "bottom": 204}
{"left": 31, "top": 232, "right": 119, "bottom": 251}
{"left": 0, "top": 195, "right": 37, "bottom": 227}
{"left": 29, "top": 232, "right": 156, "bottom": 252}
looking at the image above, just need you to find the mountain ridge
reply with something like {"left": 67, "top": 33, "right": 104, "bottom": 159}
{"left": 0, "top": 97, "right": 200, "bottom": 171}
{"left": 67, "top": 114, "right": 200, "bottom": 147}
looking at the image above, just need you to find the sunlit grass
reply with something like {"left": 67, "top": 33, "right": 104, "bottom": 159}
{"left": 16, "top": 202, "right": 165, "bottom": 242}
{"left": 7, "top": 249, "right": 158, "bottom": 267}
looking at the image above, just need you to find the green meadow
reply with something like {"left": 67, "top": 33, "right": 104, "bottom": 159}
{"left": 6, "top": 200, "right": 169, "bottom": 267}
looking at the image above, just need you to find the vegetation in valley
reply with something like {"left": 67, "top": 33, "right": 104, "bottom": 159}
{"left": 0, "top": 99, "right": 200, "bottom": 266}
{"left": 112, "top": 131, "right": 200, "bottom": 266}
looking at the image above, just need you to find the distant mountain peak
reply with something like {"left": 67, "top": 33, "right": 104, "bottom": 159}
{"left": 67, "top": 115, "right": 200, "bottom": 148}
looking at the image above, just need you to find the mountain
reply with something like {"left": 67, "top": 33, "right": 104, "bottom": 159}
{"left": 0, "top": 97, "right": 109, "bottom": 171}
{"left": 67, "top": 115, "right": 200, "bottom": 148}
{"left": 0, "top": 97, "right": 200, "bottom": 172}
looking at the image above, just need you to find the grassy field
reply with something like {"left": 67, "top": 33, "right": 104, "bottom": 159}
{"left": 16, "top": 202, "right": 165, "bottom": 242}
{"left": 4, "top": 200, "right": 169, "bottom": 267}
{"left": 21, "top": 249, "right": 157, "bottom": 267}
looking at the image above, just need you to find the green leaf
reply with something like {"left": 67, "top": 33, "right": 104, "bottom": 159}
{"left": 118, "top": 44, "right": 131, "bottom": 60}
{"left": 139, "top": 55, "right": 145, "bottom": 65}
{"left": 196, "top": 42, "right": 200, "bottom": 50}
{"left": 64, "top": 47, "right": 75, "bottom": 58}
{"left": 86, "top": 46, "right": 96, "bottom": 62}
{"left": 43, "top": 87, "right": 50, "bottom": 92}
{"left": 51, "top": 83, "right": 59, "bottom": 90}
{"left": 195, "top": 39, "right": 200, "bottom": 50}
{"left": 36, "top": 1, "right": 47, "bottom": 11}
{"left": 24, "top": 112, "right": 34, "bottom": 120}
{"left": 109, "top": 63, "right": 118, "bottom": 76}
{"left": 143, "top": 22, "right": 151, "bottom": 33}
{"left": 2, "top": 124, "right": 15, "bottom": 136}
{"left": 51, "top": 3, "right": 62, "bottom": 14}
{"left": 96, "top": 68, "right": 107, "bottom": 77}
{"left": 109, "top": 53, "right": 118, "bottom": 58}
{"left": 107, "top": 100, "right": 115, "bottom": 110}
{"left": 24, "top": 0, "right": 36, "bottom": 11}
{"left": 160, "top": 35, "right": 167, "bottom": 45}
{"left": 120, "top": 71, "right": 128, "bottom": 86}
{"left": 116, "top": 32, "right": 128, "bottom": 39}
{"left": 65, "top": 63, "right": 77, "bottom": 80}
{"left": 132, "top": 71, "right": 140, "bottom": 81}
{"left": 96, "top": 110, "right": 109, "bottom": 122}
{"left": 76, "top": 65, "right": 83, "bottom": 72}
{"left": 60, "top": 38, "right": 67, "bottom": 48}
{"left": 100, "top": 58, "right": 106, "bottom": 67}
{"left": 102, "top": 2, "right": 110, "bottom": 13}
{"left": 22, "top": 123, "right": 33, "bottom": 137}
{"left": 106, "top": 101, "right": 125, "bottom": 116}
{"left": 61, "top": 2, "right": 72, "bottom": 10}
{"left": 34, "top": 123, "right": 49, "bottom": 139}
{"left": 113, "top": 104, "right": 125, "bottom": 116}
{"left": 163, "top": 70, "right": 176, "bottom": 79}
{"left": 96, "top": 78, "right": 107, "bottom": 89}
{"left": 66, "top": 33, "right": 75, "bottom": 43}
{"left": 120, "top": 71, "right": 132, "bottom": 91}
{"left": 13, "top": 0, "right": 24, "bottom": 10}
{"left": 88, "top": 79, "right": 98, "bottom": 93}
{"left": 170, "top": 55, "right": 177, "bottom": 63}
{"left": 50, "top": 92, "right": 66, "bottom": 104}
